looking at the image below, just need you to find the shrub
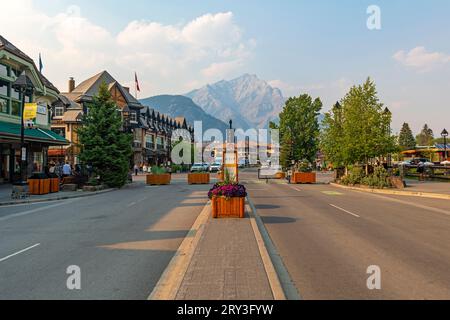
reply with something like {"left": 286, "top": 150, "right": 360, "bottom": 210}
{"left": 361, "top": 166, "right": 391, "bottom": 189}
{"left": 151, "top": 166, "right": 167, "bottom": 174}
{"left": 341, "top": 166, "right": 364, "bottom": 185}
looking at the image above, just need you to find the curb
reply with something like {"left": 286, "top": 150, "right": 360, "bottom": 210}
{"left": 247, "top": 196, "right": 301, "bottom": 300}
{"left": 247, "top": 201, "right": 286, "bottom": 300}
{"left": 330, "top": 183, "right": 450, "bottom": 200}
{"left": 148, "top": 201, "right": 211, "bottom": 300}
{"left": 0, "top": 188, "right": 117, "bottom": 206}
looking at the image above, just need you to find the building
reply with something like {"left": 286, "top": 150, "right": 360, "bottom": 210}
{"left": 52, "top": 70, "right": 194, "bottom": 167}
{"left": 0, "top": 35, "right": 68, "bottom": 184}
{"left": 401, "top": 144, "right": 450, "bottom": 163}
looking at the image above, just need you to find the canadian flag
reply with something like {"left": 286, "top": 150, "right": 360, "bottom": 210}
{"left": 135, "top": 72, "right": 141, "bottom": 92}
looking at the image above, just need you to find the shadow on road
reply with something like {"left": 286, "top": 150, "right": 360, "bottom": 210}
{"left": 261, "top": 216, "right": 297, "bottom": 224}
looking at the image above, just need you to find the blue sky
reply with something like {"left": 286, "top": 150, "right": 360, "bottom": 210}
{"left": 2, "top": 0, "right": 449, "bottom": 134}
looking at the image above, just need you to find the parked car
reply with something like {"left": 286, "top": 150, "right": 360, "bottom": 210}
{"left": 190, "top": 163, "right": 208, "bottom": 172}
{"left": 209, "top": 163, "right": 222, "bottom": 172}
{"left": 400, "top": 158, "right": 434, "bottom": 166}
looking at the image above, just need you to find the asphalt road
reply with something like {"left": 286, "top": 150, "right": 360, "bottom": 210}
{"left": 0, "top": 182, "right": 210, "bottom": 300}
{"left": 243, "top": 171, "right": 450, "bottom": 300}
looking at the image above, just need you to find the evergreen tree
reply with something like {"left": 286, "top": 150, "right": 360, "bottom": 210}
{"left": 278, "top": 94, "right": 322, "bottom": 168}
{"left": 416, "top": 124, "right": 434, "bottom": 146}
{"left": 398, "top": 122, "right": 416, "bottom": 150}
{"left": 77, "top": 82, "right": 132, "bottom": 188}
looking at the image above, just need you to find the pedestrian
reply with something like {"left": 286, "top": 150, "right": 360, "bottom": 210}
{"left": 134, "top": 164, "right": 139, "bottom": 176}
{"left": 143, "top": 164, "right": 148, "bottom": 173}
{"left": 417, "top": 162, "right": 425, "bottom": 181}
{"left": 63, "top": 162, "right": 72, "bottom": 177}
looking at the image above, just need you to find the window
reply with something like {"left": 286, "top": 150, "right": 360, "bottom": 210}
{"left": 52, "top": 128, "right": 66, "bottom": 138}
{"left": 11, "top": 101, "right": 20, "bottom": 116}
{"left": 55, "top": 106, "right": 64, "bottom": 117}
{"left": 32, "top": 152, "right": 43, "bottom": 173}
{"left": 130, "top": 111, "right": 137, "bottom": 123}
{"left": 0, "top": 97, "right": 8, "bottom": 114}
{"left": 0, "top": 64, "right": 8, "bottom": 77}
{"left": 0, "top": 79, "right": 8, "bottom": 96}
{"left": 11, "top": 87, "right": 20, "bottom": 100}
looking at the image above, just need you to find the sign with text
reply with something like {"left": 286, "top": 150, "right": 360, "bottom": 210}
{"left": 23, "top": 103, "right": 37, "bottom": 120}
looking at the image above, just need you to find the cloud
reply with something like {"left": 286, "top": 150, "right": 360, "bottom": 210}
{"left": 0, "top": 1, "right": 255, "bottom": 96}
{"left": 393, "top": 46, "right": 450, "bottom": 72}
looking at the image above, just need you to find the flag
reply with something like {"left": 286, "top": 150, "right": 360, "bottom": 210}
{"left": 39, "top": 53, "right": 43, "bottom": 73}
{"left": 135, "top": 72, "right": 141, "bottom": 92}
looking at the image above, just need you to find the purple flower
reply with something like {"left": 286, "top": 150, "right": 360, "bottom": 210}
{"left": 208, "top": 183, "right": 247, "bottom": 199}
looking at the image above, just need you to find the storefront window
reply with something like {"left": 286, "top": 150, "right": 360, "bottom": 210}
{"left": 33, "top": 152, "right": 43, "bottom": 173}
{"left": 52, "top": 128, "right": 66, "bottom": 138}
{"left": 11, "top": 100, "right": 21, "bottom": 116}
{"left": 0, "top": 97, "right": 8, "bottom": 114}
{"left": 11, "top": 87, "right": 20, "bottom": 100}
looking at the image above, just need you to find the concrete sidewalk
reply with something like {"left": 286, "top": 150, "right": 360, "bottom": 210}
{"left": 404, "top": 179, "right": 450, "bottom": 195}
{"left": 0, "top": 183, "right": 118, "bottom": 206}
{"left": 151, "top": 201, "right": 282, "bottom": 300}
{"left": 176, "top": 214, "right": 273, "bottom": 300}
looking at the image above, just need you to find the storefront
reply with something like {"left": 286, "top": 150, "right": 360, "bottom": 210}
{"left": 0, "top": 121, "right": 68, "bottom": 184}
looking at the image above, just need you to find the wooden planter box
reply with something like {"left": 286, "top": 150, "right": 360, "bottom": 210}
{"left": 50, "top": 178, "right": 60, "bottom": 193}
{"left": 275, "top": 172, "right": 286, "bottom": 179}
{"left": 188, "top": 173, "right": 210, "bottom": 184}
{"left": 28, "top": 179, "right": 51, "bottom": 195}
{"left": 211, "top": 197, "right": 245, "bottom": 219}
{"left": 292, "top": 172, "right": 316, "bottom": 184}
{"left": 146, "top": 174, "right": 171, "bottom": 185}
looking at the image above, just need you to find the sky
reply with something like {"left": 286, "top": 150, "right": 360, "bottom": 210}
{"left": 1, "top": 0, "right": 449, "bottom": 134}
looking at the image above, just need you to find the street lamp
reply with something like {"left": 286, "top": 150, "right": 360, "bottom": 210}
{"left": 12, "top": 72, "right": 34, "bottom": 186}
{"left": 442, "top": 128, "right": 448, "bottom": 162}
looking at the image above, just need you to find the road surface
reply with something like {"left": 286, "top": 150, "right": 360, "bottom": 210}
{"left": 0, "top": 182, "right": 209, "bottom": 300}
{"left": 243, "top": 170, "right": 450, "bottom": 299}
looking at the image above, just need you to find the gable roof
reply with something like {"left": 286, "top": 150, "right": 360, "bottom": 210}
{"left": 65, "top": 70, "right": 142, "bottom": 108}
{"left": 0, "top": 35, "right": 60, "bottom": 94}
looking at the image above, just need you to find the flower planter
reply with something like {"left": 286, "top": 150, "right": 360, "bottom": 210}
{"left": 146, "top": 174, "right": 171, "bottom": 185}
{"left": 28, "top": 179, "right": 50, "bottom": 195}
{"left": 275, "top": 172, "right": 286, "bottom": 179}
{"left": 188, "top": 173, "right": 210, "bottom": 185}
{"left": 292, "top": 172, "right": 316, "bottom": 184}
{"left": 211, "top": 197, "right": 245, "bottom": 218}
{"left": 217, "top": 172, "right": 224, "bottom": 181}
{"left": 49, "top": 178, "right": 60, "bottom": 193}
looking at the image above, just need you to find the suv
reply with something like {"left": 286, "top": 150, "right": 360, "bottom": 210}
{"left": 209, "top": 163, "right": 222, "bottom": 172}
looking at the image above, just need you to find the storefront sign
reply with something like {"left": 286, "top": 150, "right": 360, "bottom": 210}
{"left": 23, "top": 103, "right": 37, "bottom": 120}
{"left": 21, "top": 147, "right": 27, "bottom": 161}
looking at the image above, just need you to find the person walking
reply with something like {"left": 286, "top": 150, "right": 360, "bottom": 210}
{"left": 134, "top": 164, "right": 139, "bottom": 176}
{"left": 62, "top": 162, "right": 72, "bottom": 177}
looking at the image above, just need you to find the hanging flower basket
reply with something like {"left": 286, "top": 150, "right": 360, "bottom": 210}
{"left": 208, "top": 183, "right": 247, "bottom": 218}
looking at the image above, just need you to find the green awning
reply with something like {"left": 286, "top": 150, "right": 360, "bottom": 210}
{"left": 0, "top": 120, "right": 69, "bottom": 145}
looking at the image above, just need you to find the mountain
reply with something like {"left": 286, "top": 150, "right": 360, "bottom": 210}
{"left": 185, "top": 74, "right": 286, "bottom": 130}
{"left": 139, "top": 95, "right": 229, "bottom": 133}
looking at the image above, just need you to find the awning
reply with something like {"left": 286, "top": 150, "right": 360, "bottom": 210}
{"left": 0, "top": 120, "right": 69, "bottom": 145}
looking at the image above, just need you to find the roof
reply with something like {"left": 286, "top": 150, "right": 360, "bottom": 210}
{"left": 0, "top": 35, "right": 60, "bottom": 94}
{"left": 62, "top": 110, "right": 83, "bottom": 123}
{"left": 0, "top": 120, "right": 69, "bottom": 145}
{"left": 0, "top": 35, "right": 34, "bottom": 64}
{"left": 435, "top": 144, "right": 450, "bottom": 150}
{"left": 65, "top": 70, "right": 142, "bottom": 108}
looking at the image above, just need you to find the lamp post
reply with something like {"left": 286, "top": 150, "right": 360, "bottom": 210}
{"left": 442, "top": 128, "right": 448, "bottom": 163}
{"left": 12, "top": 72, "right": 34, "bottom": 185}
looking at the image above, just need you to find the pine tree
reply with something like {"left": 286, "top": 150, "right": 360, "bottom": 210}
{"left": 77, "top": 82, "right": 133, "bottom": 188}
{"left": 398, "top": 122, "right": 416, "bottom": 151}
{"left": 416, "top": 124, "right": 434, "bottom": 146}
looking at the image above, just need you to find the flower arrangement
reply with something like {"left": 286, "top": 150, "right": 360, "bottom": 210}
{"left": 208, "top": 182, "right": 247, "bottom": 200}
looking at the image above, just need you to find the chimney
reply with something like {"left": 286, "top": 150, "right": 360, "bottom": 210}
{"left": 123, "top": 86, "right": 130, "bottom": 93}
{"left": 68, "top": 77, "right": 75, "bottom": 93}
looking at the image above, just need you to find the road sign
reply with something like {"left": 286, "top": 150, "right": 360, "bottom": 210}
{"left": 24, "top": 103, "right": 37, "bottom": 120}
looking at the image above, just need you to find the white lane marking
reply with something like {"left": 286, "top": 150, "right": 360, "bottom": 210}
{"left": 0, "top": 201, "right": 57, "bottom": 209}
{"left": 0, "top": 200, "right": 75, "bottom": 222}
{"left": 0, "top": 243, "right": 41, "bottom": 263}
{"left": 126, "top": 197, "right": 148, "bottom": 208}
{"left": 127, "top": 202, "right": 137, "bottom": 208}
{"left": 329, "top": 204, "right": 360, "bottom": 218}
{"left": 291, "top": 186, "right": 302, "bottom": 192}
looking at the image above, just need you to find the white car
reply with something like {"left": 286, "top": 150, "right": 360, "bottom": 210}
{"left": 190, "top": 163, "right": 208, "bottom": 172}
{"left": 441, "top": 160, "right": 450, "bottom": 165}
